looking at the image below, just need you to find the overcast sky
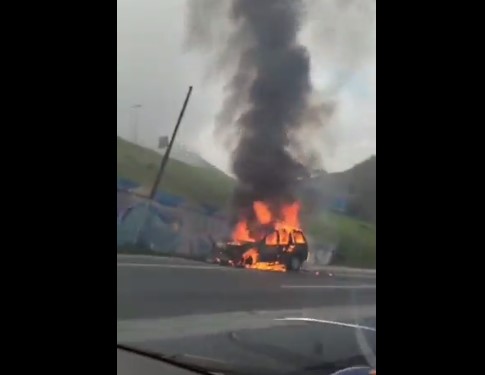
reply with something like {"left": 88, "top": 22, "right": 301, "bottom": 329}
{"left": 117, "top": 0, "right": 376, "bottom": 173}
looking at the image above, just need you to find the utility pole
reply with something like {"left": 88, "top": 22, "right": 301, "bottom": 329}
{"left": 149, "top": 86, "right": 193, "bottom": 199}
{"left": 133, "top": 86, "right": 193, "bottom": 246}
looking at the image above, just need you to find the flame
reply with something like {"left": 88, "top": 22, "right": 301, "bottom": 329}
{"left": 231, "top": 201, "right": 302, "bottom": 244}
{"left": 242, "top": 248, "right": 286, "bottom": 272}
{"left": 231, "top": 220, "right": 254, "bottom": 244}
{"left": 265, "top": 231, "right": 278, "bottom": 245}
{"left": 253, "top": 201, "right": 272, "bottom": 224}
{"left": 229, "top": 200, "right": 303, "bottom": 272}
{"left": 247, "top": 262, "right": 286, "bottom": 272}
{"left": 281, "top": 201, "right": 301, "bottom": 229}
{"left": 242, "top": 247, "right": 259, "bottom": 265}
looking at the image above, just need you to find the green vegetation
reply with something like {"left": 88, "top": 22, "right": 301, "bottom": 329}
{"left": 117, "top": 137, "right": 235, "bottom": 206}
{"left": 117, "top": 136, "right": 375, "bottom": 268}
{"left": 306, "top": 212, "right": 376, "bottom": 269}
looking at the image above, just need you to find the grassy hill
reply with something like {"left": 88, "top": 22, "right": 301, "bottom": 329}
{"left": 117, "top": 137, "right": 235, "bottom": 206}
{"left": 332, "top": 156, "right": 376, "bottom": 223}
{"left": 300, "top": 156, "right": 376, "bottom": 268}
{"left": 302, "top": 156, "right": 376, "bottom": 224}
{"left": 305, "top": 212, "right": 376, "bottom": 268}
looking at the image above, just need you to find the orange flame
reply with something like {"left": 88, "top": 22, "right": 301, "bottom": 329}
{"left": 230, "top": 200, "right": 303, "bottom": 272}
{"left": 231, "top": 201, "right": 302, "bottom": 243}
{"left": 246, "top": 262, "right": 286, "bottom": 272}
{"left": 231, "top": 220, "right": 253, "bottom": 244}
{"left": 242, "top": 247, "right": 259, "bottom": 265}
{"left": 253, "top": 201, "right": 272, "bottom": 224}
{"left": 280, "top": 201, "right": 301, "bottom": 229}
{"left": 242, "top": 247, "right": 286, "bottom": 272}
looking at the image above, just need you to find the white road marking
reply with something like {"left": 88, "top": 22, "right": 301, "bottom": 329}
{"left": 275, "top": 317, "right": 376, "bottom": 332}
{"left": 117, "top": 304, "right": 376, "bottom": 342}
{"left": 275, "top": 317, "right": 376, "bottom": 369}
{"left": 117, "top": 263, "right": 229, "bottom": 270}
{"left": 329, "top": 274, "right": 376, "bottom": 280}
{"left": 280, "top": 284, "right": 376, "bottom": 289}
{"left": 118, "top": 254, "right": 376, "bottom": 277}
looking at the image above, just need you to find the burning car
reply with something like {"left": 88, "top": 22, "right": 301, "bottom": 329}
{"left": 212, "top": 201, "right": 309, "bottom": 272}
{"left": 212, "top": 227, "right": 308, "bottom": 271}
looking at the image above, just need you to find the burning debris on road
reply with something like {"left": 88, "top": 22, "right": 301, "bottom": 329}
{"left": 211, "top": 201, "right": 309, "bottom": 272}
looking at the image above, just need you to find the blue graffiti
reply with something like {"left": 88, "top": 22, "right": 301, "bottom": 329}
{"left": 117, "top": 180, "right": 229, "bottom": 258}
{"left": 117, "top": 178, "right": 139, "bottom": 191}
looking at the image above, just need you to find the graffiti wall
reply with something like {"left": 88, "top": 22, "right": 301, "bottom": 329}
{"left": 117, "top": 186, "right": 231, "bottom": 259}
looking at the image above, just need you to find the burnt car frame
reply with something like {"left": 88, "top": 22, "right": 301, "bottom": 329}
{"left": 212, "top": 228, "right": 309, "bottom": 271}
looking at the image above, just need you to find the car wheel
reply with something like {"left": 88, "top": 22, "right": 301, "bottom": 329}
{"left": 287, "top": 256, "right": 302, "bottom": 271}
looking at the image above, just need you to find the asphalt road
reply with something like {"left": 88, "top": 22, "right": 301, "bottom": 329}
{"left": 117, "top": 255, "right": 376, "bottom": 372}
{"left": 117, "top": 255, "right": 376, "bottom": 320}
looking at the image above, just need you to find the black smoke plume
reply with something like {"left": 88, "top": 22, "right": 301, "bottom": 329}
{"left": 186, "top": 0, "right": 322, "bottom": 220}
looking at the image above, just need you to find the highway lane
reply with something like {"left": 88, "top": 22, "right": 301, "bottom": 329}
{"left": 117, "top": 255, "right": 376, "bottom": 372}
{"left": 117, "top": 255, "right": 376, "bottom": 320}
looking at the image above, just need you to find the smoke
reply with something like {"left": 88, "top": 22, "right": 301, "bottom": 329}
{"left": 305, "top": 0, "right": 375, "bottom": 76}
{"left": 185, "top": 0, "right": 373, "bottom": 219}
